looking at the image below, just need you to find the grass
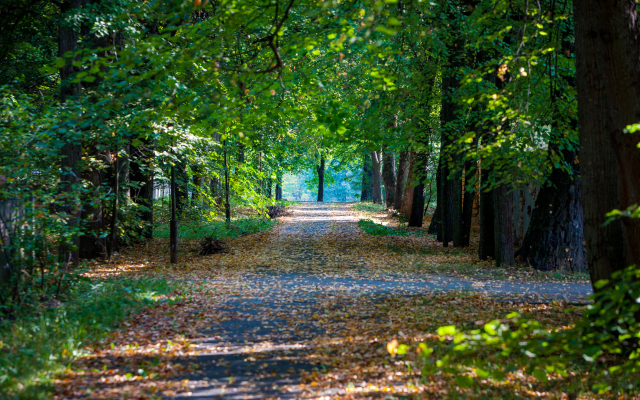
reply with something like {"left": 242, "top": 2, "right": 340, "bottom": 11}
{"left": 358, "top": 219, "right": 428, "bottom": 237}
{"left": 0, "top": 277, "right": 177, "bottom": 399}
{"left": 413, "top": 262, "right": 590, "bottom": 282}
{"left": 351, "top": 202, "right": 387, "bottom": 213}
{"left": 154, "top": 217, "right": 277, "bottom": 241}
{"left": 153, "top": 199, "right": 280, "bottom": 241}
{"left": 275, "top": 200, "right": 300, "bottom": 207}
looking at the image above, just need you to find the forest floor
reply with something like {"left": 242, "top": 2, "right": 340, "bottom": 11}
{"left": 56, "top": 203, "right": 593, "bottom": 399}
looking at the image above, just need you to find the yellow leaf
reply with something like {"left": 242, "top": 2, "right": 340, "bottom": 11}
{"left": 387, "top": 339, "right": 399, "bottom": 355}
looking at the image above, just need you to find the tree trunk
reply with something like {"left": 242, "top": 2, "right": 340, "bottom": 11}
{"left": 58, "top": 0, "right": 83, "bottom": 266}
{"left": 361, "top": 152, "right": 372, "bottom": 201}
{"left": 130, "top": 141, "right": 154, "bottom": 240}
{"left": 428, "top": 163, "right": 441, "bottom": 237}
{"left": 382, "top": 151, "right": 396, "bottom": 208}
{"left": 478, "top": 167, "right": 495, "bottom": 260}
{"left": 408, "top": 181, "right": 425, "bottom": 228}
{"left": 316, "top": 155, "right": 325, "bottom": 202}
{"left": 574, "top": 0, "right": 640, "bottom": 288}
{"left": 516, "top": 150, "right": 585, "bottom": 271}
{"left": 493, "top": 184, "right": 515, "bottom": 266}
{"left": 451, "top": 167, "right": 463, "bottom": 247}
{"left": 223, "top": 140, "right": 231, "bottom": 223}
{"left": 275, "top": 171, "right": 283, "bottom": 201}
{"left": 400, "top": 152, "right": 416, "bottom": 219}
{"left": 107, "top": 149, "right": 120, "bottom": 259}
{"left": 408, "top": 152, "right": 429, "bottom": 227}
{"left": 79, "top": 149, "right": 105, "bottom": 259}
{"left": 371, "top": 150, "right": 382, "bottom": 204}
{"left": 440, "top": 34, "right": 463, "bottom": 247}
{"left": 394, "top": 150, "right": 409, "bottom": 210}
{"left": 461, "top": 161, "right": 475, "bottom": 247}
{"left": 439, "top": 159, "right": 454, "bottom": 245}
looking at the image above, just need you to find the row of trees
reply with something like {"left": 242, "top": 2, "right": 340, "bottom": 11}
{"left": 0, "top": 0, "right": 638, "bottom": 305}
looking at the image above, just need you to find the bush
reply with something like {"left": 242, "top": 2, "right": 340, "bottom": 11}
{"left": 417, "top": 265, "right": 640, "bottom": 395}
{"left": 358, "top": 219, "right": 426, "bottom": 237}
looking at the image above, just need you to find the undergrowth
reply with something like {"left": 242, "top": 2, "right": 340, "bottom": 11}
{"left": 153, "top": 199, "right": 278, "bottom": 241}
{"left": 358, "top": 219, "right": 427, "bottom": 237}
{"left": 414, "top": 262, "right": 590, "bottom": 282}
{"left": 351, "top": 202, "right": 387, "bottom": 213}
{"left": 0, "top": 277, "right": 177, "bottom": 400}
{"left": 154, "top": 217, "right": 277, "bottom": 241}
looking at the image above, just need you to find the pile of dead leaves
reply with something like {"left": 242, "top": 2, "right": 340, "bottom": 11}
{"left": 267, "top": 205, "right": 290, "bottom": 219}
{"left": 199, "top": 237, "right": 225, "bottom": 255}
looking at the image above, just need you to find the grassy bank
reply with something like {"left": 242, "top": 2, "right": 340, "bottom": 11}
{"left": 0, "top": 277, "right": 177, "bottom": 399}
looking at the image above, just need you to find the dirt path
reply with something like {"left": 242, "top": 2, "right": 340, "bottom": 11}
{"left": 63, "top": 203, "right": 591, "bottom": 399}
{"left": 170, "top": 203, "right": 590, "bottom": 398}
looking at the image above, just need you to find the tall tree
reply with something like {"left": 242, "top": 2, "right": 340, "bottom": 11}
{"left": 58, "top": 0, "right": 83, "bottom": 266}
{"left": 361, "top": 151, "right": 372, "bottom": 201}
{"left": 394, "top": 150, "right": 409, "bottom": 210}
{"left": 381, "top": 150, "right": 396, "bottom": 208}
{"left": 574, "top": 0, "right": 640, "bottom": 288}
{"left": 316, "top": 155, "right": 325, "bottom": 202}
{"left": 478, "top": 167, "right": 495, "bottom": 260}
{"left": 371, "top": 150, "right": 382, "bottom": 204}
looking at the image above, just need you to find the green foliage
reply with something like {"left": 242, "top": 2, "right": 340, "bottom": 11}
{"left": 154, "top": 217, "right": 276, "bottom": 241}
{"left": 153, "top": 199, "right": 276, "bottom": 241}
{"left": 358, "top": 219, "right": 427, "bottom": 237}
{"left": 419, "top": 265, "right": 640, "bottom": 394}
{"left": 0, "top": 277, "right": 176, "bottom": 399}
{"left": 351, "top": 202, "right": 387, "bottom": 213}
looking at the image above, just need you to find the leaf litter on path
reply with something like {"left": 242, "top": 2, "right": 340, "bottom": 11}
{"left": 57, "top": 203, "right": 590, "bottom": 399}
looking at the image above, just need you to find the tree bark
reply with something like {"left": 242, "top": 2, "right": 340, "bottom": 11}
{"left": 516, "top": 150, "right": 585, "bottom": 271}
{"left": 58, "top": 0, "right": 83, "bottom": 266}
{"left": 394, "top": 150, "right": 409, "bottom": 210}
{"left": 361, "top": 152, "right": 372, "bottom": 201}
{"left": 79, "top": 149, "right": 105, "bottom": 259}
{"left": 574, "top": 0, "right": 640, "bottom": 288}
{"left": 316, "top": 155, "right": 325, "bottom": 202}
{"left": 478, "top": 167, "right": 495, "bottom": 260}
{"left": 493, "top": 184, "right": 515, "bottom": 266}
{"left": 408, "top": 181, "right": 425, "bottom": 228}
{"left": 439, "top": 158, "right": 454, "bottom": 245}
{"left": 428, "top": 163, "right": 441, "bottom": 237}
{"left": 275, "top": 171, "right": 283, "bottom": 201}
{"left": 461, "top": 160, "right": 475, "bottom": 247}
{"left": 371, "top": 150, "right": 382, "bottom": 204}
{"left": 400, "top": 152, "right": 416, "bottom": 218}
{"left": 408, "top": 152, "right": 429, "bottom": 227}
{"left": 381, "top": 151, "right": 396, "bottom": 208}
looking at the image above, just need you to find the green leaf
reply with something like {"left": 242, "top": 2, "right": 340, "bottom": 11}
{"left": 484, "top": 321, "right": 499, "bottom": 335}
{"left": 533, "top": 369, "right": 548, "bottom": 382}
{"left": 594, "top": 279, "right": 609, "bottom": 289}
{"left": 455, "top": 375, "right": 473, "bottom": 388}
{"left": 437, "top": 326, "right": 456, "bottom": 336}
{"left": 375, "top": 26, "right": 396, "bottom": 36}
{"left": 387, "top": 17, "right": 401, "bottom": 27}
{"left": 475, "top": 368, "right": 490, "bottom": 379}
